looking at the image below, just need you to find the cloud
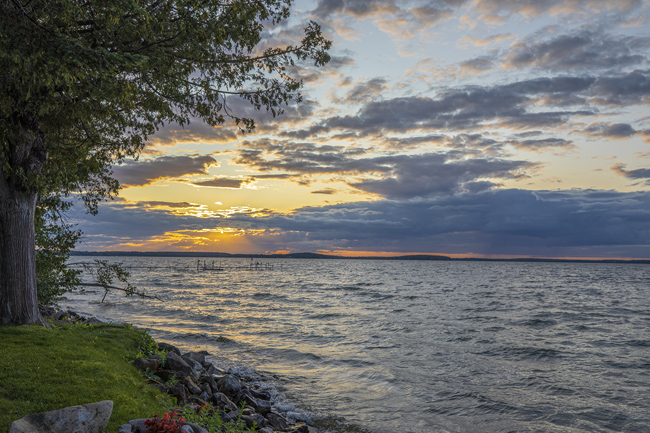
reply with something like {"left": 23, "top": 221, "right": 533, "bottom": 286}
{"left": 503, "top": 28, "right": 650, "bottom": 72}
{"left": 112, "top": 155, "right": 219, "bottom": 187}
{"left": 72, "top": 188, "right": 650, "bottom": 258}
{"left": 508, "top": 137, "right": 574, "bottom": 151}
{"left": 584, "top": 122, "right": 638, "bottom": 138}
{"left": 340, "top": 78, "right": 389, "bottom": 104}
{"left": 347, "top": 153, "right": 533, "bottom": 198}
{"left": 611, "top": 163, "right": 650, "bottom": 179}
{"left": 459, "top": 56, "right": 496, "bottom": 73}
{"left": 475, "top": 0, "right": 642, "bottom": 18}
{"left": 189, "top": 177, "right": 249, "bottom": 189}
{"left": 311, "top": 188, "right": 339, "bottom": 194}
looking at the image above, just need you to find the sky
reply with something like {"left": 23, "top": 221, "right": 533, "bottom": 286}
{"left": 71, "top": 0, "right": 650, "bottom": 259}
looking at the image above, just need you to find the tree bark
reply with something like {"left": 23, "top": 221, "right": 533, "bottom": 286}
{"left": 0, "top": 187, "right": 46, "bottom": 325}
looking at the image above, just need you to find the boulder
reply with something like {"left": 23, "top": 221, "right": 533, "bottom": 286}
{"left": 157, "top": 342, "right": 181, "bottom": 355}
{"left": 222, "top": 409, "right": 240, "bottom": 423}
{"left": 164, "top": 352, "right": 195, "bottom": 377}
{"left": 168, "top": 383, "right": 188, "bottom": 406}
{"left": 217, "top": 374, "right": 241, "bottom": 396}
{"left": 241, "top": 413, "right": 266, "bottom": 429}
{"left": 211, "top": 392, "right": 237, "bottom": 412}
{"left": 182, "top": 356, "right": 204, "bottom": 374}
{"left": 10, "top": 400, "right": 113, "bottom": 433}
{"left": 117, "top": 419, "right": 148, "bottom": 433}
{"left": 183, "top": 377, "right": 203, "bottom": 395}
{"left": 266, "top": 413, "right": 290, "bottom": 431}
{"left": 133, "top": 357, "right": 159, "bottom": 372}
{"left": 183, "top": 351, "right": 209, "bottom": 364}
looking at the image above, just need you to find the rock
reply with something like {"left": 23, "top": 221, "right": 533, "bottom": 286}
{"left": 157, "top": 369, "right": 189, "bottom": 383}
{"left": 250, "top": 388, "right": 271, "bottom": 401}
{"left": 205, "top": 364, "right": 224, "bottom": 376}
{"left": 181, "top": 422, "right": 208, "bottom": 433}
{"left": 241, "top": 413, "right": 266, "bottom": 429}
{"left": 199, "top": 391, "right": 211, "bottom": 402}
{"left": 259, "top": 428, "right": 274, "bottom": 433}
{"left": 217, "top": 374, "right": 242, "bottom": 396}
{"left": 118, "top": 419, "right": 148, "bottom": 433}
{"left": 267, "top": 413, "right": 290, "bottom": 431}
{"left": 182, "top": 356, "right": 204, "bottom": 374}
{"left": 184, "top": 377, "right": 203, "bottom": 395}
{"left": 133, "top": 357, "right": 159, "bottom": 372}
{"left": 222, "top": 409, "right": 240, "bottom": 423}
{"left": 211, "top": 392, "right": 237, "bottom": 412}
{"left": 180, "top": 426, "right": 195, "bottom": 433}
{"left": 286, "top": 423, "right": 310, "bottom": 433}
{"left": 164, "top": 352, "right": 195, "bottom": 377}
{"left": 199, "top": 382, "right": 212, "bottom": 395}
{"left": 168, "top": 384, "right": 188, "bottom": 406}
{"left": 253, "top": 398, "right": 272, "bottom": 416}
{"left": 10, "top": 400, "right": 113, "bottom": 433}
{"left": 184, "top": 351, "right": 209, "bottom": 364}
{"left": 157, "top": 342, "right": 181, "bottom": 355}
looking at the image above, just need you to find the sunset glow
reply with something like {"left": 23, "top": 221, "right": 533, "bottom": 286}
{"left": 72, "top": 0, "right": 650, "bottom": 259}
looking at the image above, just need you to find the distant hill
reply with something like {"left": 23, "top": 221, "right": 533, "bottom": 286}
{"left": 69, "top": 250, "right": 452, "bottom": 260}
{"left": 69, "top": 251, "right": 649, "bottom": 263}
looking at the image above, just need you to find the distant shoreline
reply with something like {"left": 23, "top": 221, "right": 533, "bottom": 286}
{"left": 70, "top": 250, "right": 650, "bottom": 264}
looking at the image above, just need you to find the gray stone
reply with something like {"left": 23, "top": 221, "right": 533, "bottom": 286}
{"left": 10, "top": 400, "right": 113, "bottom": 433}
{"left": 165, "top": 352, "right": 195, "bottom": 377}
{"left": 259, "top": 428, "right": 274, "bottom": 433}
{"left": 118, "top": 419, "right": 148, "bottom": 433}
{"left": 184, "top": 377, "right": 203, "bottom": 395}
{"left": 287, "top": 423, "right": 310, "bottom": 433}
{"left": 157, "top": 342, "right": 181, "bottom": 355}
{"left": 253, "top": 398, "right": 272, "bottom": 416}
{"left": 217, "top": 374, "right": 241, "bottom": 396}
{"left": 267, "top": 413, "right": 290, "bottom": 431}
{"left": 133, "top": 357, "right": 159, "bottom": 372}
{"left": 182, "top": 356, "right": 204, "bottom": 373}
{"left": 222, "top": 409, "right": 240, "bottom": 423}
{"left": 211, "top": 392, "right": 237, "bottom": 412}
{"left": 181, "top": 421, "right": 208, "bottom": 433}
{"left": 183, "top": 351, "right": 208, "bottom": 364}
{"left": 168, "top": 383, "right": 188, "bottom": 406}
{"left": 205, "top": 364, "right": 224, "bottom": 375}
{"left": 241, "top": 413, "right": 266, "bottom": 429}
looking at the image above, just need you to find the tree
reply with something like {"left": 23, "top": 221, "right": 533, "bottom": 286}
{"left": 0, "top": 0, "right": 331, "bottom": 325}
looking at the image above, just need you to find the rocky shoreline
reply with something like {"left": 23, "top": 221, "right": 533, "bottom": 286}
{"left": 39, "top": 307, "right": 321, "bottom": 433}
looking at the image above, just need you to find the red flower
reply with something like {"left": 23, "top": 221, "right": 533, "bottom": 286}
{"left": 144, "top": 411, "right": 186, "bottom": 433}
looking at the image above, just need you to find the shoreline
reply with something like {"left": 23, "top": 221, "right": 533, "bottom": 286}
{"left": 40, "top": 306, "right": 328, "bottom": 433}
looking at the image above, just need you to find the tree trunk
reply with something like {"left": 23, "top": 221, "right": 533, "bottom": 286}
{"left": 0, "top": 185, "right": 46, "bottom": 326}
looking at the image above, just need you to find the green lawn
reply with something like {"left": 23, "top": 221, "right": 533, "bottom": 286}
{"left": 0, "top": 322, "right": 169, "bottom": 432}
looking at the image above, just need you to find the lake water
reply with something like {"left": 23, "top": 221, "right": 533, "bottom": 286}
{"left": 61, "top": 257, "right": 650, "bottom": 433}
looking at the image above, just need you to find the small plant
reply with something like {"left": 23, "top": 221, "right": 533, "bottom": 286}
{"left": 144, "top": 411, "right": 185, "bottom": 433}
{"left": 179, "top": 404, "right": 257, "bottom": 433}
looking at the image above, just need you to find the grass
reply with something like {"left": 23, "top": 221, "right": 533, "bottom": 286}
{"left": 0, "top": 322, "right": 170, "bottom": 432}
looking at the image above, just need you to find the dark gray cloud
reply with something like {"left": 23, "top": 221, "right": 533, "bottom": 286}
{"left": 460, "top": 56, "right": 496, "bottom": 73}
{"left": 509, "top": 138, "right": 574, "bottom": 151}
{"left": 611, "top": 163, "right": 650, "bottom": 180}
{"left": 347, "top": 154, "right": 533, "bottom": 198}
{"left": 285, "top": 71, "right": 650, "bottom": 140}
{"left": 112, "top": 155, "right": 218, "bottom": 187}
{"left": 475, "top": 0, "right": 642, "bottom": 17}
{"left": 311, "top": 188, "right": 338, "bottom": 195}
{"left": 190, "top": 177, "right": 248, "bottom": 189}
{"left": 584, "top": 122, "right": 638, "bottom": 138}
{"left": 72, "top": 188, "right": 650, "bottom": 258}
{"left": 504, "top": 28, "right": 650, "bottom": 72}
{"left": 342, "top": 78, "right": 388, "bottom": 104}
{"left": 236, "top": 139, "right": 535, "bottom": 198}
